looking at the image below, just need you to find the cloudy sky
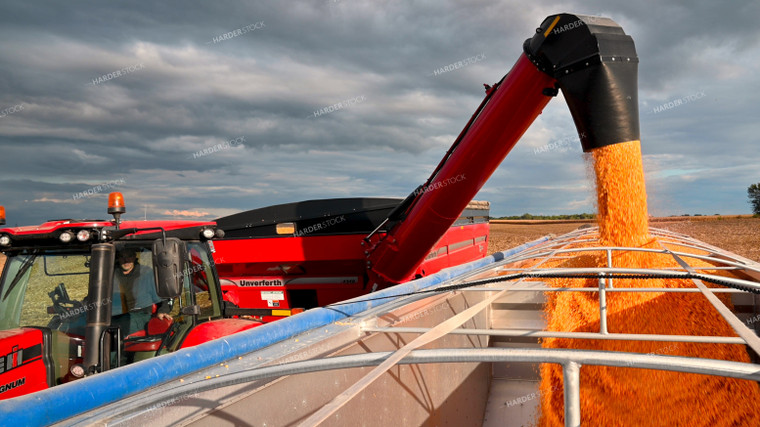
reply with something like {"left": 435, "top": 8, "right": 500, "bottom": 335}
{"left": 1, "top": 0, "right": 758, "bottom": 226}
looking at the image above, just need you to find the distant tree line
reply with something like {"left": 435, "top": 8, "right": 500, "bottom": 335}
{"left": 493, "top": 213, "right": 596, "bottom": 220}
{"left": 749, "top": 183, "right": 760, "bottom": 216}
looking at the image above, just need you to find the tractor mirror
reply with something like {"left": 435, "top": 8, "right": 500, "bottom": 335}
{"left": 152, "top": 237, "right": 187, "bottom": 299}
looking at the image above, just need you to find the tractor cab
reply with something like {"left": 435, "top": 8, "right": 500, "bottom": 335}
{"left": 0, "top": 195, "right": 239, "bottom": 400}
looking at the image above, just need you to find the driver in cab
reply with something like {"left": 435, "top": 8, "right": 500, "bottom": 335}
{"left": 111, "top": 248, "right": 172, "bottom": 337}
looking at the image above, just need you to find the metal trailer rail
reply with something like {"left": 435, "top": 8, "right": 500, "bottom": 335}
{"left": 32, "top": 227, "right": 760, "bottom": 426}
{"left": 351, "top": 226, "right": 760, "bottom": 426}
{"left": 0, "top": 237, "right": 551, "bottom": 426}
{"left": 66, "top": 349, "right": 760, "bottom": 427}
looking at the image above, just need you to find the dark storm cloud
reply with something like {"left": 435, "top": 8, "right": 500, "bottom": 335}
{"left": 0, "top": 0, "right": 758, "bottom": 225}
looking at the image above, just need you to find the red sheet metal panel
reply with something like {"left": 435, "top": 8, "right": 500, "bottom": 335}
{"left": 0, "top": 328, "right": 49, "bottom": 400}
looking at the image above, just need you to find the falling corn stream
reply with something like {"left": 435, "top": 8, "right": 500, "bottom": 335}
{"left": 532, "top": 141, "right": 760, "bottom": 425}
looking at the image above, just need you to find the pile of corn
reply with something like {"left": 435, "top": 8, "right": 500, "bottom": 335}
{"left": 536, "top": 141, "right": 760, "bottom": 426}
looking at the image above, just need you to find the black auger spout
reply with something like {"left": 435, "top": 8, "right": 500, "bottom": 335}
{"left": 524, "top": 13, "right": 640, "bottom": 151}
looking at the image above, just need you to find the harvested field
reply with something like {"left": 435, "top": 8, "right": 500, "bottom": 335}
{"left": 3, "top": 218, "right": 753, "bottom": 271}
{"left": 653, "top": 217, "right": 760, "bottom": 262}
{"left": 487, "top": 222, "right": 588, "bottom": 255}
{"left": 2, "top": 217, "right": 757, "bottom": 277}
{"left": 488, "top": 217, "right": 760, "bottom": 262}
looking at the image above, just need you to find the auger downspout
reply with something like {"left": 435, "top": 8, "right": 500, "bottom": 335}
{"left": 367, "top": 13, "right": 640, "bottom": 285}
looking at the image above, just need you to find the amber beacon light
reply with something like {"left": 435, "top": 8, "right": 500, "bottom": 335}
{"left": 108, "top": 192, "right": 126, "bottom": 226}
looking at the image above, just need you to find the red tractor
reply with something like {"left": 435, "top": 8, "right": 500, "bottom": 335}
{"left": 0, "top": 194, "right": 260, "bottom": 400}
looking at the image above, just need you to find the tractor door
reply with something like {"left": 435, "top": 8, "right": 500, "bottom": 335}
{"left": 0, "top": 250, "right": 94, "bottom": 398}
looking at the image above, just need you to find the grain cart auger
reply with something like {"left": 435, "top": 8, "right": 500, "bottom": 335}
{"left": 365, "top": 13, "right": 640, "bottom": 286}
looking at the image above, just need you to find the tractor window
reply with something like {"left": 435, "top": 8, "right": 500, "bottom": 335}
{"left": 111, "top": 245, "right": 160, "bottom": 318}
{"left": 186, "top": 243, "right": 221, "bottom": 320}
{"left": 0, "top": 251, "right": 91, "bottom": 333}
{"left": 148, "top": 243, "right": 220, "bottom": 354}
